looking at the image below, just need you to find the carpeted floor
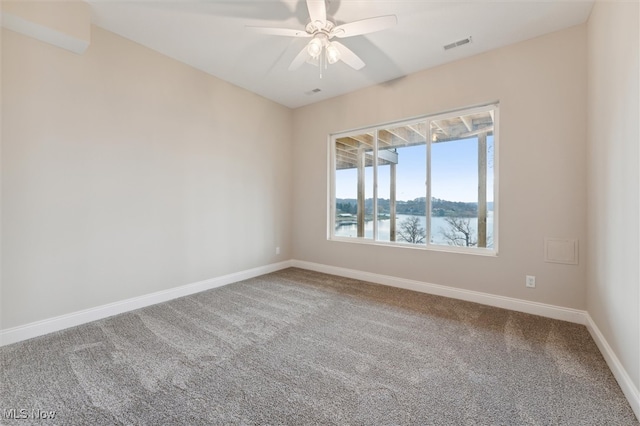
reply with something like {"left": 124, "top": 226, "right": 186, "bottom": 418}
{"left": 0, "top": 268, "right": 637, "bottom": 425}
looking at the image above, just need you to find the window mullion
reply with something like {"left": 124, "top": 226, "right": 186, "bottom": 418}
{"left": 330, "top": 135, "right": 336, "bottom": 239}
{"left": 373, "top": 130, "right": 379, "bottom": 241}
{"left": 426, "top": 120, "right": 432, "bottom": 246}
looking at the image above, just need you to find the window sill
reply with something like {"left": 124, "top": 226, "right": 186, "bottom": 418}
{"left": 328, "top": 236, "right": 498, "bottom": 257}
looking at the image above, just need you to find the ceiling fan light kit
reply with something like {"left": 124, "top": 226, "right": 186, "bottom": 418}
{"left": 247, "top": 0, "right": 397, "bottom": 75}
{"left": 326, "top": 43, "right": 340, "bottom": 64}
{"left": 307, "top": 33, "right": 328, "bottom": 58}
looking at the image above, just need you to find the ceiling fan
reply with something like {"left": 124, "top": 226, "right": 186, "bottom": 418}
{"left": 247, "top": 0, "right": 397, "bottom": 72}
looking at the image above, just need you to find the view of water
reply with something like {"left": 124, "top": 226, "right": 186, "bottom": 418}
{"left": 335, "top": 213, "right": 494, "bottom": 247}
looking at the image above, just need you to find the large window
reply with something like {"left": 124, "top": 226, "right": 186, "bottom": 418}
{"left": 331, "top": 103, "right": 498, "bottom": 254}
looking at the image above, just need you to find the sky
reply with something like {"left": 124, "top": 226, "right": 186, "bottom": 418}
{"left": 335, "top": 136, "right": 494, "bottom": 203}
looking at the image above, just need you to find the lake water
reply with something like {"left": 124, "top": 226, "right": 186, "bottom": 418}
{"left": 335, "top": 213, "right": 494, "bottom": 247}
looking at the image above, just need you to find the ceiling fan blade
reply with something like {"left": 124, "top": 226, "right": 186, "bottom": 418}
{"left": 306, "top": 0, "right": 327, "bottom": 25}
{"left": 289, "top": 45, "right": 311, "bottom": 71}
{"left": 331, "top": 15, "right": 397, "bottom": 38}
{"left": 332, "top": 41, "right": 365, "bottom": 70}
{"left": 246, "top": 26, "right": 310, "bottom": 38}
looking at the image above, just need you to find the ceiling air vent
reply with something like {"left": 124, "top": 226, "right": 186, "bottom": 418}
{"left": 444, "top": 36, "right": 472, "bottom": 51}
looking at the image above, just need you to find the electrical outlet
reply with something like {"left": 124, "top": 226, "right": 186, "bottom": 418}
{"left": 526, "top": 275, "right": 536, "bottom": 288}
{"left": 275, "top": 247, "right": 280, "bottom": 255}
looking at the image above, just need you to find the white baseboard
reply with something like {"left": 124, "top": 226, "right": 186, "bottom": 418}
{"left": 291, "top": 260, "right": 588, "bottom": 324}
{"left": 585, "top": 314, "right": 640, "bottom": 419}
{"left": 0, "top": 260, "right": 293, "bottom": 347}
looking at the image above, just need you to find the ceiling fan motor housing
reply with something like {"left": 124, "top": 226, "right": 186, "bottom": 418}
{"left": 305, "top": 20, "right": 335, "bottom": 36}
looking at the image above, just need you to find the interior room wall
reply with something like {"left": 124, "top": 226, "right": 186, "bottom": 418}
{"left": 1, "top": 25, "right": 293, "bottom": 330}
{"left": 0, "top": 11, "right": 3, "bottom": 334}
{"left": 586, "top": 1, "right": 640, "bottom": 391}
{"left": 292, "top": 25, "right": 588, "bottom": 310}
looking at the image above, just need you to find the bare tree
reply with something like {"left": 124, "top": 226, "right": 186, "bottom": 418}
{"left": 440, "top": 217, "right": 477, "bottom": 247}
{"left": 398, "top": 216, "right": 425, "bottom": 244}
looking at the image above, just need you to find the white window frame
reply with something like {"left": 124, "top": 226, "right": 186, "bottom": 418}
{"left": 328, "top": 102, "right": 499, "bottom": 256}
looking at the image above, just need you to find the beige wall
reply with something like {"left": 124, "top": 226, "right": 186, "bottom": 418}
{"left": 587, "top": 1, "right": 640, "bottom": 390}
{"left": 292, "top": 26, "right": 588, "bottom": 309}
{"left": 1, "top": 26, "right": 293, "bottom": 329}
{"left": 0, "top": 13, "right": 3, "bottom": 332}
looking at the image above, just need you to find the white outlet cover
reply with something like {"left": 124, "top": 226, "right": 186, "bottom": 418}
{"left": 526, "top": 276, "right": 536, "bottom": 287}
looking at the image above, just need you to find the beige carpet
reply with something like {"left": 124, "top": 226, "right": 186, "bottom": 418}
{"left": 0, "top": 268, "right": 637, "bottom": 425}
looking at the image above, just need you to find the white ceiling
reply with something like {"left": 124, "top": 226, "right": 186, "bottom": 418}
{"left": 87, "top": 0, "right": 594, "bottom": 108}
